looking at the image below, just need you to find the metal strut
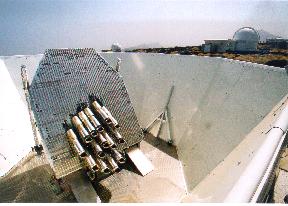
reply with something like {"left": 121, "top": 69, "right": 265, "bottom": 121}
{"left": 115, "top": 58, "right": 121, "bottom": 72}
{"left": 144, "top": 85, "right": 174, "bottom": 145}
{"left": 21, "top": 65, "right": 43, "bottom": 154}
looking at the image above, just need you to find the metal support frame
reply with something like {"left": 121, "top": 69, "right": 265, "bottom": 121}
{"left": 21, "top": 65, "right": 43, "bottom": 154}
{"left": 144, "top": 85, "right": 174, "bottom": 145}
{"left": 115, "top": 58, "right": 121, "bottom": 72}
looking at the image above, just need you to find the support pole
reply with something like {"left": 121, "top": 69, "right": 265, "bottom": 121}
{"left": 21, "top": 65, "right": 43, "bottom": 154}
{"left": 224, "top": 103, "right": 288, "bottom": 202}
{"left": 144, "top": 85, "right": 174, "bottom": 144}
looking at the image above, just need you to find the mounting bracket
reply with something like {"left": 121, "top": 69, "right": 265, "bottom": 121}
{"left": 144, "top": 85, "right": 174, "bottom": 145}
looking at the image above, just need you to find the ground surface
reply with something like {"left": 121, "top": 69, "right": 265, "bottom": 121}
{"left": 0, "top": 133, "right": 287, "bottom": 203}
{"left": 92, "top": 133, "right": 187, "bottom": 202}
{"left": 0, "top": 133, "right": 187, "bottom": 203}
{"left": 0, "top": 152, "right": 76, "bottom": 203}
{"left": 104, "top": 44, "right": 288, "bottom": 68}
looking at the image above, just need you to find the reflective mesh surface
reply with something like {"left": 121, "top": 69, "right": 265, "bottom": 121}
{"left": 29, "top": 49, "right": 144, "bottom": 178}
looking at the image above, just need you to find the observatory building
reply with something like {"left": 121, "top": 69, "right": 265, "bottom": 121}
{"left": 267, "top": 38, "right": 288, "bottom": 49}
{"left": 202, "top": 27, "right": 259, "bottom": 53}
{"left": 233, "top": 27, "right": 260, "bottom": 52}
{"left": 111, "top": 43, "right": 122, "bottom": 52}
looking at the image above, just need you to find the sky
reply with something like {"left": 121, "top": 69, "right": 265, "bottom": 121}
{"left": 0, "top": 0, "right": 288, "bottom": 55}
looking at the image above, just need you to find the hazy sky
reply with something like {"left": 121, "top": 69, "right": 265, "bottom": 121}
{"left": 0, "top": 0, "right": 287, "bottom": 55}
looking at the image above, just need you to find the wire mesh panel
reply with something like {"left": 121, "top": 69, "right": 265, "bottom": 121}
{"left": 29, "top": 48, "right": 144, "bottom": 178}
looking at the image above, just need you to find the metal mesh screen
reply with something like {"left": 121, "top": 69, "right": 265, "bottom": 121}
{"left": 29, "top": 48, "right": 144, "bottom": 178}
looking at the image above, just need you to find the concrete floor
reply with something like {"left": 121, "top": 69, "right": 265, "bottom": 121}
{"left": 0, "top": 152, "right": 76, "bottom": 203}
{"left": 0, "top": 133, "right": 187, "bottom": 203}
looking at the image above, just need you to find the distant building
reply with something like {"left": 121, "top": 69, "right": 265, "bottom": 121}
{"left": 202, "top": 27, "right": 259, "bottom": 53}
{"left": 233, "top": 27, "right": 260, "bottom": 52}
{"left": 266, "top": 38, "right": 288, "bottom": 49}
{"left": 203, "top": 39, "right": 235, "bottom": 53}
{"left": 111, "top": 43, "right": 122, "bottom": 52}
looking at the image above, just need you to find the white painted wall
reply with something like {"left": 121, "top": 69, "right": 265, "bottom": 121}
{"left": 101, "top": 52, "right": 288, "bottom": 190}
{"left": 0, "top": 55, "right": 43, "bottom": 106}
{"left": 0, "top": 59, "right": 35, "bottom": 176}
{"left": 182, "top": 95, "right": 288, "bottom": 202}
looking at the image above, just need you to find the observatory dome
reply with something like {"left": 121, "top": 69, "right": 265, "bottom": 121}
{"left": 233, "top": 27, "right": 259, "bottom": 42}
{"left": 111, "top": 43, "right": 122, "bottom": 52}
{"left": 233, "top": 27, "right": 259, "bottom": 52}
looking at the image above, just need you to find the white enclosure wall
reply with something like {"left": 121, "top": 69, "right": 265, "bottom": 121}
{"left": 101, "top": 52, "right": 288, "bottom": 190}
{"left": 0, "top": 55, "right": 44, "bottom": 106}
{"left": 1, "top": 53, "right": 288, "bottom": 193}
{"left": 0, "top": 58, "right": 36, "bottom": 176}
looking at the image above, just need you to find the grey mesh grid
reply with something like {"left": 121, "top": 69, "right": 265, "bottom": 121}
{"left": 29, "top": 48, "right": 144, "bottom": 178}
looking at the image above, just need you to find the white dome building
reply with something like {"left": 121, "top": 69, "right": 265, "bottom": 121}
{"left": 111, "top": 43, "right": 122, "bottom": 52}
{"left": 233, "top": 27, "right": 259, "bottom": 52}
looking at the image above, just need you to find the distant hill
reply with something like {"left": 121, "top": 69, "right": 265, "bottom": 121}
{"left": 257, "top": 29, "right": 281, "bottom": 42}
{"left": 124, "top": 43, "right": 162, "bottom": 51}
